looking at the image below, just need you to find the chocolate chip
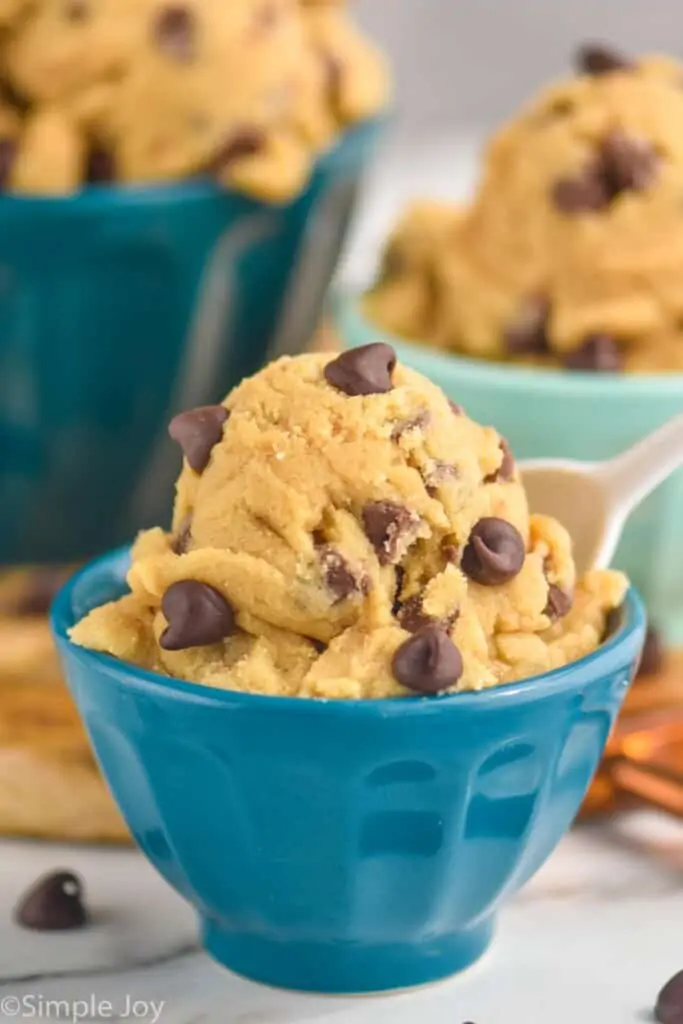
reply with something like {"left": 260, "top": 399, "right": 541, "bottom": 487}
{"left": 563, "top": 334, "right": 623, "bottom": 372}
{"left": 86, "top": 144, "right": 116, "bottom": 184}
{"left": 448, "top": 400, "right": 464, "bottom": 416}
{"left": 601, "top": 130, "right": 658, "bottom": 195}
{"left": 484, "top": 437, "right": 515, "bottom": 484}
{"left": 397, "top": 593, "right": 458, "bottom": 634}
{"left": 544, "top": 584, "right": 573, "bottom": 621}
{"left": 0, "top": 137, "right": 16, "bottom": 190}
{"left": 554, "top": 132, "right": 658, "bottom": 215}
{"left": 362, "top": 501, "right": 418, "bottom": 565}
{"left": 656, "top": 970, "right": 683, "bottom": 1023}
{"left": 209, "top": 126, "right": 266, "bottom": 171}
{"left": 637, "top": 625, "right": 664, "bottom": 677}
{"left": 392, "top": 625, "right": 463, "bottom": 694}
{"left": 552, "top": 166, "right": 608, "bottom": 213}
{"left": 15, "top": 871, "right": 87, "bottom": 931}
{"left": 396, "top": 594, "right": 428, "bottom": 633}
{"left": 424, "top": 461, "right": 458, "bottom": 494}
{"left": 64, "top": 0, "right": 88, "bottom": 20}
{"left": 577, "top": 43, "right": 634, "bottom": 75}
{"left": 171, "top": 515, "right": 193, "bottom": 555}
{"left": 15, "top": 568, "right": 70, "bottom": 616}
{"left": 461, "top": 518, "right": 525, "bottom": 586}
{"left": 168, "top": 405, "right": 228, "bottom": 473}
{"left": 319, "top": 547, "right": 368, "bottom": 601}
{"left": 504, "top": 296, "right": 550, "bottom": 355}
{"left": 154, "top": 5, "right": 196, "bottom": 62}
{"left": 389, "top": 565, "right": 405, "bottom": 617}
{"left": 160, "top": 580, "right": 236, "bottom": 650}
{"left": 311, "top": 638, "right": 327, "bottom": 654}
{"left": 324, "top": 343, "right": 396, "bottom": 397}
{"left": 391, "top": 410, "right": 431, "bottom": 440}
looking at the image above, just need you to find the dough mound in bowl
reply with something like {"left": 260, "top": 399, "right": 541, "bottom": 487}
{"left": 71, "top": 345, "right": 627, "bottom": 699}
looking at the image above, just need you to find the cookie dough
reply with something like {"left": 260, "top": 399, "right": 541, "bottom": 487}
{"left": 366, "top": 44, "right": 683, "bottom": 372}
{"left": 0, "top": 567, "right": 128, "bottom": 842}
{"left": 71, "top": 344, "right": 627, "bottom": 699}
{"left": 0, "top": 0, "right": 388, "bottom": 199}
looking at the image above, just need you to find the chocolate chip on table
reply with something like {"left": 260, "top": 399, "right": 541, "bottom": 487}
{"left": 576, "top": 43, "right": 634, "bottom": 75}
{"left": 504, "top": 295, "right": 550, "bottom": 355}
{"left": 15, "top": 871, "right": 88, "bottom": 931}
{"left": 461, "top": 518, "right": 525, "bottom": 586}
{"left": 637, "top": 624, "right": 664, "bottom": 678}
{"left": 484, "top": 437, "right": 515, "bottom": 484}
{"left": 0, "top": 137, "right": 17, "bottom": 190}
{"left": 563, "top": 334, "right": 623, "bottom": 372}
{"left": 656, "top": 969, "right": 683, "bottom": 1023}
{"left": 392, "top": 624, "right": 464, "bottom": 694}
{"left": 544, "top": 584, "right": 573, "bottom": 621}
{"left": 171, "top": 515, "right": 193, "bottom": 555}
{"left": 86, "top": 144, "right": 116, "bottom": 184}
{"left": 160, "top": 580, "right": 236, "bottom": 650}
{"left": 324, "top": 343, "right": 396, "bottom": 397}
{"left": 154, "top": 5, "right": 196, "bottom": 62}
{"left": 362, "top": 501, "right": 418, "bottom": 565}
{"left": 319, "top": 547, "right": 369, "bottom": 601}
{"left": 209, "top": 126, "right": 267, "bottom": 170}
{"left": 168, "top": 405, "right": 228, "bottom": 473}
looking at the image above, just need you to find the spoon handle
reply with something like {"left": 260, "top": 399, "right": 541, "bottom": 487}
{"left": 598, "top": 410, "right": 683, "bottom": 517}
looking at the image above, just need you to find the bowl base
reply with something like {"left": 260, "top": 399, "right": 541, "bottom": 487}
{"left": 201, "top": 916, "right": 494, "bottom": 994}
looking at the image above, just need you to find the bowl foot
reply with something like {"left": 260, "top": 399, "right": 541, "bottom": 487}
{"left": 201, "top": 916, "right": 494, "bottom": 994}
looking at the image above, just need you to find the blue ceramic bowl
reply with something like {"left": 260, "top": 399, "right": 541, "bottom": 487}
{"left": 333, "top": 293, "right": 683, "bottom": 644}
{"left": 53, "top": 546, "right": 644, "bottom": 993}
{"left": 0, "top": 122, "right": 381, "bottom": 567}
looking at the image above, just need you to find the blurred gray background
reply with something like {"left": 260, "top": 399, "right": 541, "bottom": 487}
{"left": 342, "top": 1, "right": 683, "bottom": 283}
{"left": 355, "top": 0, "right": 683, "bottom": 134}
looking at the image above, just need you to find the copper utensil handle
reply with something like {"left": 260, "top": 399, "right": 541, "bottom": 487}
{"left": 608, "top": 755, "right": 683, "bottom": 819}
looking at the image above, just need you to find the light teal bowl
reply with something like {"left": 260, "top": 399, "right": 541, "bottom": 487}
{"left": 332, "top": 293, "right": 683, "bottom": 644}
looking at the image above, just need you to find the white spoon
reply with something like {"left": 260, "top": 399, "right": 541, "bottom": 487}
{"left": 519, "top": 412, "right": 683, "bottom": 574}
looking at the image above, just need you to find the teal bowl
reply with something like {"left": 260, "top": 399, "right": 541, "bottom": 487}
{"left": 0, "top": 122, "right": 381, "bottom": 567}
{"left": 332, "top": 293, "right": 683, "bottom": 644}
{"left": 52, "top": 546, "right": 644, "bottom": 993}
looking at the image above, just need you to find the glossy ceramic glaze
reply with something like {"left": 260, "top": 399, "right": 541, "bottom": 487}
{"left": 0, "top": 122, "right": 381, "bottom": 566}
{"left": 52, "top": 547, "right": 645, "bottom": 993}
{"left": 333, "top": 294, "right": 683, "bottom": 643}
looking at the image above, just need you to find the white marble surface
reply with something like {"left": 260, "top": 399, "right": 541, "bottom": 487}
{"left": 0, "top": 810, "right": 682, "bottom": 1024}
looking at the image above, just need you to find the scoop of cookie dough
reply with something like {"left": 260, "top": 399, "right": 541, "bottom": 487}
{"left": 367, "top": 44, "right": 683, "bottom": 372}
{"left": 71, "top": 344, "right": 627, "bottom": 699}
{"left": 0, "top": 0, "right": 388, "bottom": 199}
